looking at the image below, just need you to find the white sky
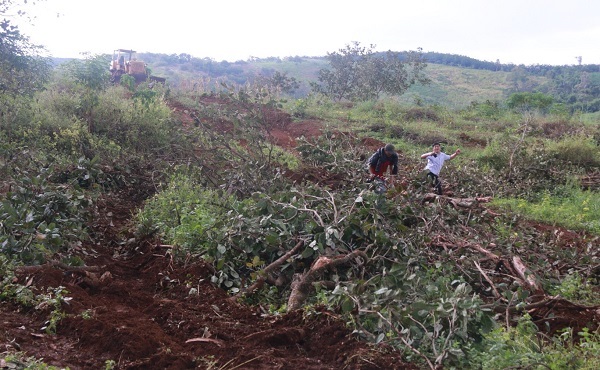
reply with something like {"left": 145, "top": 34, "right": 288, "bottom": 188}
{"left": 11, "top": 0, "right": 600, "bottom": 65}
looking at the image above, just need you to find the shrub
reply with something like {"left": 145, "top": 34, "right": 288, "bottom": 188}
{"left": 537, "top": 120, "right": 585, "bottom": 140}
{"left": 551, "top": 271, "right": 599, "bottom": 305}
{"left": 0, "top": 255, "right": 35, "bottom": 306}
{"left": 93, "top": 86, "right": 175, "bottom": 153}
{"left": 471, "top": 314, "right": 600, "bottom": 370}
{"left": 403, "top": 107, "right": 441, "bottom": 122}
{"left": 135, "top": 174, "right": 232, "bottom": 256}
{"left": 507, "top": 92, "right": 554, "bottom": 113}
{"left": 546, "top": 135, "right": 600, "bottom": 168}
{"left": 476, "top": 133, "right": 514, "bottom": 171}
{"left": 0, "top": 165, "right": 92, "bottom": 264}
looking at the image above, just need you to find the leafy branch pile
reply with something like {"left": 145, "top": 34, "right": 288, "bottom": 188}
{"left": 131, "top": 82, "right": 599, "bottom": 368}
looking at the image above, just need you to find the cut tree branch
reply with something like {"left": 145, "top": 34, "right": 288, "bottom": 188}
{"left": 287, "top": 250, "right": 368, "bottom": 311}
{"left": 232, "top": 240, "right": 305, "bottom": 300}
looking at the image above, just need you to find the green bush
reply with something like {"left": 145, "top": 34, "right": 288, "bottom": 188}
{"left": 507, "top": 92, "right": 554, "bottom": 113}
{"left": 35, "top": 79, "right": 177, "bottom": 156}
{"left": 476, "top": 132, "right": 514, "bottom": 171}
{"left": 550, "top": 271, "right": 599, "bottom": 305}
{"left": 135, "top": 174, "right": 232, "bottom": 256}
{"left": 92, "top": 86, "right": 175, "bottom": 153}
{"left": 0, "top": 255, "right": 36, "bottom": 306}
{"left": 0, "top": 165, "right": 92, "bottom": 264}
{"left": 546, "top": 135, "right": 600, "bottom": 168}
{"left": 471, "top": 314, "right": 600, "bottom": 370}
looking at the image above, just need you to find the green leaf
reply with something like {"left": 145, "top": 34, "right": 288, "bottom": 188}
{"left": 341, "top": 298, "right": 354, "bottom": 313}
{"left": 374, "top": 287, "right": 389, "bottom": 295}
{"left": 301, "top": 247, "right": 314, "bottom": 258}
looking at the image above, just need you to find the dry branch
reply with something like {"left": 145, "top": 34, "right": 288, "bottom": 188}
{"left": 232, "top": 240, "right": 305, "bottom": 300}
{"left": 16, "top": 261, "right": 103, "bottom": 274}
{"left": 463, "top": 243, "right": 500, "bottom": 261}
{"left": 511, "top": 255, "right": 543, "bottom": 294}
{"left": 287, "top": 250, "right": 368, "bottom": 311}
{"left": 460, "top": 242, "right": 545, "bottom": 295}
{"left": 473, "top": 261, "right": 501, "bottom": 299}
{"left": 483, "top": 295, "right": 600, "bottom": 315}
{"left": 185, "top": 337, "right": 224, "bottom": 346}
{"left": 422, "top": 194, "right": 492, "bottom": 208}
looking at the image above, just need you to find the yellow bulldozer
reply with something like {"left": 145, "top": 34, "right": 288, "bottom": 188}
{"left": 109, "top": 49, "right": 165, "bottom": 84}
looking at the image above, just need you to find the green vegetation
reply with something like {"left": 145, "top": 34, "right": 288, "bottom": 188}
{"left": 0, "top": 351, "right": 69, "bottom": 370}
{"left": 135, "top": 174, "right": 234, "bottom": 257}
{"left": 1, "top": 6, "right": 599, "bottom": 366}
{"left": 493, "top": 184, "right": 600, "bottom": 234}
{"left": 470, "top": 315, "right": 600, "bottom": 370}
{"left": 310, "top": 42, "right": 429, "bottom": 101}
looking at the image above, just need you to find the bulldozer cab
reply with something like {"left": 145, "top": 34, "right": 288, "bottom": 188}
{"left": 109, "top": 49, "right": 165, "bottom": 84}
{"left": 109, "top": 49, "right": 148, "bottom": 82}
{"left": 110, "top": 49, "right": 133, "bottom": 73}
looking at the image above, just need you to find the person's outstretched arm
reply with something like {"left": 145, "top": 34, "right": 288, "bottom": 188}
{"left": 449, "top": 149, "right": 461, "bottom": 160}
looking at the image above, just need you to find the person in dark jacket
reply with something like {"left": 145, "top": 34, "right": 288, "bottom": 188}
{"left": 366, "top": 144, "right": 398, "bottom": 185}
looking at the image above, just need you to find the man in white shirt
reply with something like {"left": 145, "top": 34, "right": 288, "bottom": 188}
{"left": 421, "top": 143, "right": 460, "bottom": 195}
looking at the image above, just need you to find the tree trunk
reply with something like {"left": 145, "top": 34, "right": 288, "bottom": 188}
{"left": 287, "top": 250, "right": 367, "bottom": 311}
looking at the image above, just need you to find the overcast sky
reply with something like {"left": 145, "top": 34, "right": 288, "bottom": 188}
{"left": 12, "top": 0, "right": 600, "bottom": 65}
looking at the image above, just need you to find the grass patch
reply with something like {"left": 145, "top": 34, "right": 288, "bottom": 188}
{"left": 471, "top": 314, "right": 600, "bottom": 370}
{"left": 492, "top": 185, "right": 600, "bottom": 234}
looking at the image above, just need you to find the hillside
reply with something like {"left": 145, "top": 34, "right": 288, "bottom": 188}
{"left": 145, "top": 56, "right": 528, "bottom": 106}
{"left": 139, "top": 52, "right": 599, "bottom": 110}
{"left": 397, "top": 64, "right": 547, "bottom": 108}
{"left": 50, "top": 50, "right": 600, "bottom": 110}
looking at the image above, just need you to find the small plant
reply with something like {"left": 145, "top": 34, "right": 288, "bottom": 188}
{"left": 1, "top": 352, "right": 68, "bottom": 369}
{"left": 196, "top": 355, "right": 218, "bottom": 369}
{"left": 134, "top": 174, "right": 232, "bottom": 257}
{"left": 104, "top": 359, "right": 116, "bottom": 370}
{"left": 120, "top": 74, "right": 136, "bottom": 91}
{"left": 37, "top": 286, "right": 71, "bottom": 334}
{"left": 551, "top": 271, "right": 598, "bottom": 305}
{"left": 0, "top": 255, "right": 36, "bottom": 306}
{"left": 80, "top": 309, "right": 94, "bottom": 320}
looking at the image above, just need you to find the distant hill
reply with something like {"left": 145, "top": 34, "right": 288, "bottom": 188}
{"left": 52, "top": 51, "right": 600, "bottom": 111}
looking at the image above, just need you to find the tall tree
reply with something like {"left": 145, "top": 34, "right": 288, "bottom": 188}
{"left": 0, "top": 0, "right": 50, "bottom": 96}
{"left": 311, "top": 42, "right": 429, "bottom": 101}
